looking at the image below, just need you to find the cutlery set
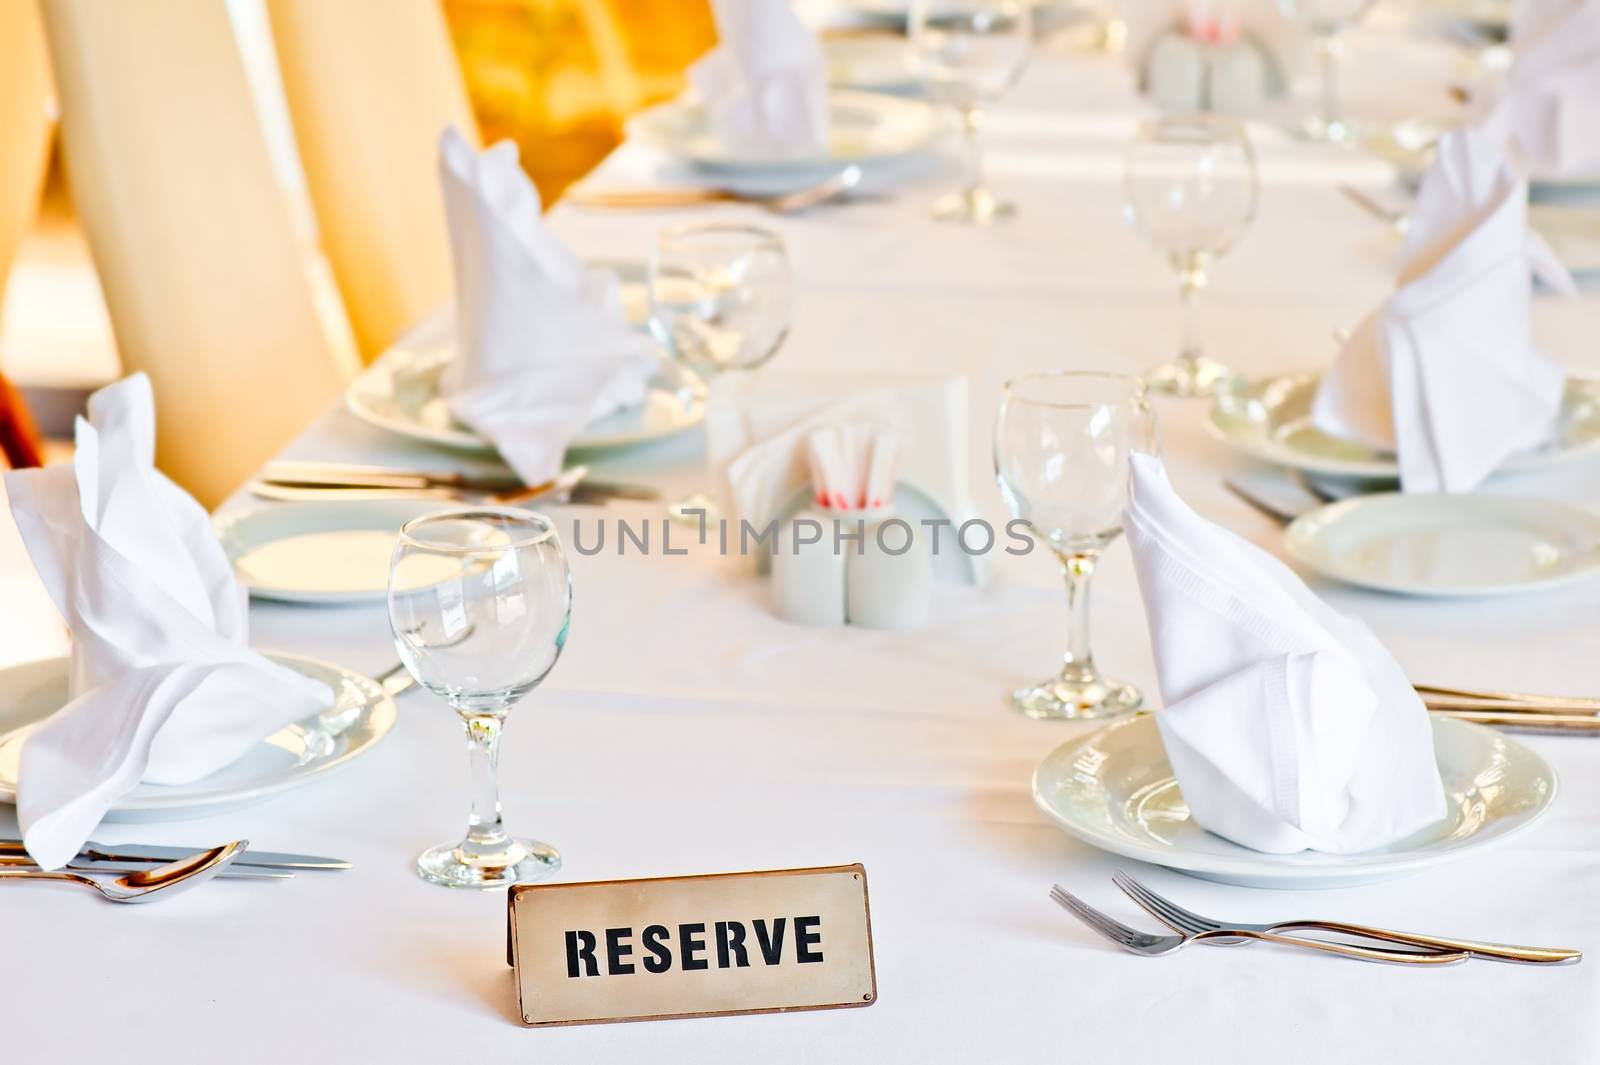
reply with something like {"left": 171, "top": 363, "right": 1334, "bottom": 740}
{"left": 563, "top": 166, "right": 863, "bottom": 215}
{"left": 1053, "top": 871, "right": 1581, "bottom": 966}
{"left": 0, "top": 839, "right": 348, "bottom": 903}
{"left": 250, "top": 462, "right": 660, "bottom": 507}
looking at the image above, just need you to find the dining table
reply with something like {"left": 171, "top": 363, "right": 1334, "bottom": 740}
{"left": 3, "top": 12, "right": 1599, "bottom": 1062}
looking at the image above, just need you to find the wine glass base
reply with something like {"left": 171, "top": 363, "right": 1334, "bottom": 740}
{"left": 416, "top": 837, "right": 561, "bottom": 889}
{"left": 1144, "top": 356, "right": 1237, "bottom": 399}
{"left": 932, "top": 188, "right": 1014, "bottom": 225}
{"left": 1012, "top": 675, "right": 1141, "bottom": 721}
{"left": 1294, "top": 113, "right": 1363, "bottom": 146}
{"left": 668, "top": 492, "right": 720, "bottom": 526}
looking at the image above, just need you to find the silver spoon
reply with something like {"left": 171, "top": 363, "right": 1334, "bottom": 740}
{"left": 0, "top": 840, "right": 251, "bottom": 902}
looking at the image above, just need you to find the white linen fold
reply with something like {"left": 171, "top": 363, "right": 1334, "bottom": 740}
{"left": 3, "top": 374, "right": 330, "bottom": 869}
{"left": 438, "top": 127, "right": 657, "bottom": 485}
{"left": 1483, "top": 0, "right": 1600, "bottom": 179}
{"left": 690, "top": 0, "right": 828, "bottom": 157}
{"left": 1311, "top": 128, "right": 1571, "bottom": 493}
{"left": 1124, "top": 453, "right": 1446, "bottom": 854}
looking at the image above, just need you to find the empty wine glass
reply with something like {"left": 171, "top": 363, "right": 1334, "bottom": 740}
{"left": 388, "top": 508, "right": 572, "bottom": 888}
{"left": 909, "top": 0, "right": 1033, "bottom": 224}
{"left": 650, "top": 222, "right": 791, "bottom": 520}
{"left": 1277, "top": 0, "right": 1377, "bottom": 144}
{"left": 995, "top": 372, "right": 1157, "bottom": 720}
{"left": 1124, "top": 115, "right": 1259, "bottom": 398}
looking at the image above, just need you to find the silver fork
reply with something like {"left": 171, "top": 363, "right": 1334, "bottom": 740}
{"left": 1112, "top": 870, "right": 1581, "bottom": 965}
{"left": 1049, "top": 885, "right": 1469, "bottom": 965}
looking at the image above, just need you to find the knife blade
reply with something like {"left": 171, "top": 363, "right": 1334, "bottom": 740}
{"left": 0, "top": 840, "right": 351, "bottom": 871}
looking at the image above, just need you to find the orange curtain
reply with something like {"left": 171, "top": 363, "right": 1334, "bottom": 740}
{"left": 441, "top": 0, "right": 716, "bottom": 205}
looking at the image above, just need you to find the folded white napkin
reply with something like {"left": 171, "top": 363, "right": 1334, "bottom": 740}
{"left": 1487, "top": 0, "right": 1600, "bottom": 179}
{"left": 690, "top": 0, "right": 828, "bottom": 157}
{"left": 1125, "top": 454, "right": 1446, "bottom": 854}
{"left": 438, "top": 127, "right": 657, "bottom": 485}
{"left": 3, "top": 374, "right": 330, "bottom": 869}
{"left": 1311, "top": 128, "right": 1571, "bottom": 493}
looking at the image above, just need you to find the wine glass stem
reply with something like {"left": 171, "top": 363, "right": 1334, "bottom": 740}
{"left": 1315, "top": 33, "right": 1342, "bottom": 132}
{"left": 1178, "top": 269, "right": 1205, "bottom": 371}
{"left": 461, "top": 712, "right": 509, "bottom": 859}
{"left": 1060, "top": 552, "right": 1099, "bottom": 682}
{"left": 960, "top": 105, "right": 986, "bottom": 199}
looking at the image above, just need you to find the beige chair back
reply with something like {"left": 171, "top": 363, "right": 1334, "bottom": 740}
{"left": 39, "top": 0, "right": 354, "bottom": 508}
{"left": 267, "top": 0, "right": 478, "bottom": 361}
{"left": 0, "top": 1, "right": 55, "bottom": 309}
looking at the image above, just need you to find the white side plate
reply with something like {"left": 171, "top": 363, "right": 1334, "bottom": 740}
{"left": 217, "top": 499, "right": 454, "bottom": 604}
{"left": 1206, "top": 370, "right": 1600, "bottom": 480}
{"left": 0, "top": 653, "right": 397, "bottom": 822}
{"left": 1285, "top": 492, "right": 1600, "bottom": 597}
{"left": 1032, "top": 714, "right": 1556, "bottom": 889}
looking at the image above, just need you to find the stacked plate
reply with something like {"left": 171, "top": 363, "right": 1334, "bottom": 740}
{"left": 1210, "top": 371, "right": 1600, "bottom": 597}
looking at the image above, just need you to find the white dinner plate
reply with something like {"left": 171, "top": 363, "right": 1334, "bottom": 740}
{"left": 345, "top": 316, "right": 704, "bottom": 456}
{"left": 1285, "top": 492, "right": 1600, "bottom": 597}
{"left": 217, "top": 499, "right": 454, "bottom": 604}
{"left": 1032, "top": 714, "right": 1556, "bottom": 889}
{"left": 626, "top": 90, "right": 943, "bottom": 174}
{"left": 1206, "top": 370, "right": 1600, "bottom": 481}
{"left": 0, "top": 653, "right": 396, "bottom": 822}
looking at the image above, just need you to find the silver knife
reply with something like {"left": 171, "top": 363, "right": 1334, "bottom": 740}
{"left": 0, "top": 840, "right": 350, "bottom": 871}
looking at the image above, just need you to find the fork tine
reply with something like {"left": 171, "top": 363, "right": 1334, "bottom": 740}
{"left": 1113, "top": 870, "right": 1219, "bottom": 934}
{"left": 1050, "top": 884, "right": 1144, "bottom": 948}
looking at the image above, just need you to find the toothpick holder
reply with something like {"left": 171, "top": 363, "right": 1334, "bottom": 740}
{"left": 770, "top": 508, "right": 932, "bottom": 630}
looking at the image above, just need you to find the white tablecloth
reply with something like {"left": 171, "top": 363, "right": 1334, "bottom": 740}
{"left": 5, "top": 26, "right": 1600, "bottom": 1063}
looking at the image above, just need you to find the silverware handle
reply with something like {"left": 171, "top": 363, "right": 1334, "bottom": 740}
{"left": 0, "top": 870, "right": 81, "bottom": 885}
{"left": 1231, "top": 930, "right": 1468, "bottom": 965}
{"left": 1429, "top": 709, "right": 1600, "bottom": 734}
{"left": 1416, "top": 683, "right": 1600, "bottom": 710}
{"left": 565, "top": 188, "right": 730, "bottom": 209}
{"left": 1273, "top": 922, "right": 1581, "bottom": 965}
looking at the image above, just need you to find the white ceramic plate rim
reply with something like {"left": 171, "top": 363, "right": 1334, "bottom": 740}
{"left": 0, "top": 652, "right": 396, "bottom": 815}
{"left": 626, "top": 89, "right": 942, "bottom": 169}
{"left": 216, "top": 499, "right": 454, "bottom": 604}
{"left": 1284, "top": 492, "right": 1600, "bottom": 597}
{"left": 344, "top": 348, "right": 704, "bottom": 455}
{"left": 1031, "top": 715, "right": 1557, "bottom": 886}
{"left": 1205, "top": 370, "right": 1600, "bottom": 479}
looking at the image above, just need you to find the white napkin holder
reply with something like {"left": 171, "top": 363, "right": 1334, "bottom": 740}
{"left": 770, "top": 501, "right": 934, "bottom": 630}
{"left": 704, "top": 370, "right": 982, "bottom": 586}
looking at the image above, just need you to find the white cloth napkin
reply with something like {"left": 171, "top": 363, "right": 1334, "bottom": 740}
{"left": 1485, "top": 0, "right": 1600, "bottom": 179}
{"left": 1124, "top": 454, "right": 1446, "bottom": 854}
{"left": 1311, "top": 128, "right": 1572, "bottom": 493}
{"left": 438, "top": 127, "right": 657, "bottom": 485}
{"left": 690, "top": 0, "right": 828, "bottom": 157}
{"left": 3, "top": 374, "right": 330, "bottom": 870}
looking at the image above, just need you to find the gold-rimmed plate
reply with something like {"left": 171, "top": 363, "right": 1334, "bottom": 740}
{"left": 1032, "top": 714, "right": 1556, "bottom": 888}
{"left": 1206, "top": 371, "right": 1600, "bottom": 481}
{"left": 0, "top": 653, "right": 396, "bottom": 822}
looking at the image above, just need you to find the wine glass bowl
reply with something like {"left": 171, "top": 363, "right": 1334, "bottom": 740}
{"left": 649, "top": 223, "right": 792, "bottom": 377}
{"left": 1124, "top": 116, "right": 1259, "bottom": 397}
{"left": 388, "top": 508, "right": 572, "bottom": 888}
{"left": 909, "top": 0, "right": 1032, "bottom": 223}
{"left": 995, "top": 372, "right": 1157, "bottom": 720}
